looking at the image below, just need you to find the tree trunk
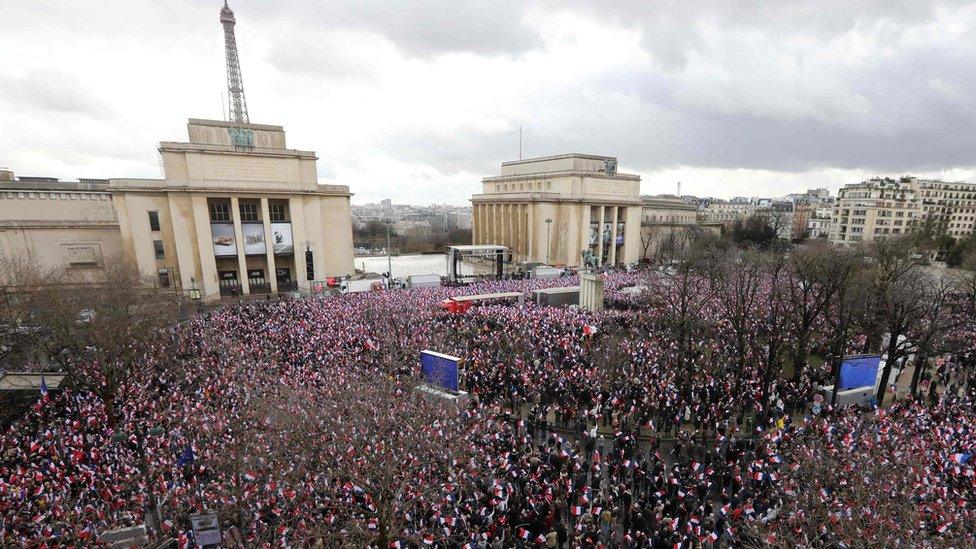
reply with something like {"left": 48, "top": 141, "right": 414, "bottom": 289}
{"left": 103, "top": 392, "right": 117, "bottom": 428}
{"left": 909, "top": 353, "right": 927, "bottom": 396}
{"left": 875, "top": 334, "right": 900, "bottom": 405}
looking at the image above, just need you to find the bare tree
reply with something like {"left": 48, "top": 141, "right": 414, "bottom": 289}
{"left": 866, "top": 239, "right": 934, "bottom": 403}
{"left": 785, "top": 242, "right": 862, "bottom": 377}
{"left": 10, "top": 256, "right": 179, "bottom": 427}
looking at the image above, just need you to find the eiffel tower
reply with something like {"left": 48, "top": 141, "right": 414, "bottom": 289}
{"left": 220, "top": 1, "right": 249, "bottom": 124}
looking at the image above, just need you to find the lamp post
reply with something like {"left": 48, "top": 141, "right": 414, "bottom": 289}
{"left": 545, "top": 218, "right": 552, "bottom": 265}
{"left": 385, "top": 220, "right": 393, "bottom": 287}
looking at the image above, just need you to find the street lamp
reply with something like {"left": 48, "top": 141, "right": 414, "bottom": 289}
{"left": 385, "top": 220, "right": 393, "bottom": 287}
{"left": 545, "top": 218, "right": 552, "bottom": 265}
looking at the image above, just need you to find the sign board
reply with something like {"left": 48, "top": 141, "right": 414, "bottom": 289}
{"left": 191, "top": 511, "right": 222, "bottom": 547}
{"left": 211, "top": 223, "right": 236, "bottom": 256}
{"left": 270, "top": 222, "right": 293, "bottom": 255}
{"left": 839, "top": 355, "right": 882, "bottom": 391}
{"left": 101, "top": 525, "right": 148, "bottom": 548}
{"left": 420, "top": 350, "right": 460, "bottom": 391}
{"left": 241, "top": 224, "right": 266, "bottom": 255}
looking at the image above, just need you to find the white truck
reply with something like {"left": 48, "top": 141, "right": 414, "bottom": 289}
{"left": 340, "top": 278, "right": 386, "bottom": 293}
{"left": 406, "top": 274, "right": 442, "bottom": 288}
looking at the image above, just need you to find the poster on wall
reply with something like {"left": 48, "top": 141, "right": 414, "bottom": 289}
{"left": 211, "top": 224, "right": 236, "bottom": 256}
{"left": 242, "top": 224, "right": 266, "bottom": 255}
{"left": 270, "top": 223, "right": 293, "bottom": 255}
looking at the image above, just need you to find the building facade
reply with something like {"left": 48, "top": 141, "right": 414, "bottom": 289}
{"left": 0, "top": 119, "right": 355, "bottom": 300}
{"left": 639, "top": 195, "right": 720, "bottom": 260}
{"left": 828, "top": 177, "right": 976, "bottom": 245}
{"left": 697, "top": 199, "right": 757, "bottom": 225}
{"left": 828, "top": 178, "right": 920, "bottom": 245}
{"left": 916, "top": 179, "right": 976, "bottom": 238}
{"left": 471, "top": 154, "right": 642, "bottom": 267}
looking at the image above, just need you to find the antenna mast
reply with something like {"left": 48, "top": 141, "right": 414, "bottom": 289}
{"left": 220, "top": 1, "right": 249, "bottom": 124}
{"left": 677, "top": 181, "right": 681, "bottom": 196}
{"left": 519, "top": 126, "right": 523, "bottom": 160}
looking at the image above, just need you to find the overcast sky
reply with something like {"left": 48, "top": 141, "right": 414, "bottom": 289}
{"left": 3, "top": 1, "right": 976, "bottom": 205}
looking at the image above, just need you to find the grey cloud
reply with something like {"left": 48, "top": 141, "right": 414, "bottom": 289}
{"left": 249, "top": 0, "right": 541, "bottom": 58}
{"left": 0, "top": 69, "right": 116, "bottom": 119}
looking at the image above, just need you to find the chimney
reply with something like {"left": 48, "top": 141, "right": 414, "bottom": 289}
{"left": 0, "top": 169, "right": 14, "bottom": 182}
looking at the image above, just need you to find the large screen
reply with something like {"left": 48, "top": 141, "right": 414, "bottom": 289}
{"left": 420, "top": 350, "right": 460, "bottom": 392}
{"left": 839, "top": 355, "right": 882, "bottom": 390}
{"left": 242, "top": 224, "right": 266, "bottom": 255}
{"left": 270, "top": 223, "right": 293, "bottom": 255}
{"left": 211, "top": 223, "right": 236, "bottom": 256}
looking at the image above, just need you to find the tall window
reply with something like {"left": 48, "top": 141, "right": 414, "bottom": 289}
{"left": 153, "top": 240, "right": 165, "bottom": 260}
{"left": 157, "top": 268, "right": 170, "bottom": 288}
{"left": 148, "top": 211, "right": 160, "bottom": 231}
{"left": 269, "top": 203, "right": 286, "bottom": 222}
{"left": 210, "top": 202, "right": 231, "bottom": 222}
{"left": 239, "top": 203, "right": 259, "bottom": 222}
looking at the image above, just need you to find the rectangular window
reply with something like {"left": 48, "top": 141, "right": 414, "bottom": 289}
{"left": 239, "top": 203, "right": 259, "bottom": 222}
{"left": 153, "top": 239, "right": 165, "bottom": 260}
{"left": 269, "top": 203, "right": 286, "bottom": 222}
{"left": 209, "top": 202, "right": 231, "bottom": 222}
{"left": 157, "top": 268, "right": 170, "bottom": 288}
{"left": 148, "top": 211, "right": 160, "bottom": 231}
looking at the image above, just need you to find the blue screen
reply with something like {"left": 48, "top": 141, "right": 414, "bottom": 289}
{"left": 420, "top": 351, "right": 459, "bottom": 391}
{"left": 839, "top": 355, "right": 881, "bottom": 390}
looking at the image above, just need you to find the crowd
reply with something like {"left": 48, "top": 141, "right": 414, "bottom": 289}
{"left": 0, "top": 270, "right": 973, "bottom": 547}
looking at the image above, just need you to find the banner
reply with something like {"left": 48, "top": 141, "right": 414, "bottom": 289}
{"left": 242, "top": 224, "right": 266, "bottom": 255}
{"left": 211, "top": 223, "right": 236, "bottom": 256}
{"left": 839, "top": 355, "right": 881, "bottom": 390}
{"left": 420, "top": 350, "right": 460, "bottom": 391}
{"left": 270, "top": 222, "right": 293, "bottom": 255}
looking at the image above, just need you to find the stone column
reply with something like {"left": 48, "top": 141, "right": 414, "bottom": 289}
{"left": 474, "top": 204, "right": 483, "bottom": 244}
{"left": 580, "top": 272, "right": 605, "bottom": 312}
{"left": 229, "top": 196, "right": 250, "bottom": 295}
{"left": 609, "top": 206, "right": 619, "bottom": 265}
{"left": 190, "top": 195, "right": 219, "bottom": 300}
{"left": 260, "top": 198, "right": 278, "bottom": 293}
{"left": 596, "top": 205, "right": 606, "bottom": 266}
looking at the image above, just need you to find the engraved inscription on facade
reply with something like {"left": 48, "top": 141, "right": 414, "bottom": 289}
{"left": 202, "top": 156, "right": 285, "bottom": 181}
{"left": 587, "top": 180, "right": 625, "bottom": 196}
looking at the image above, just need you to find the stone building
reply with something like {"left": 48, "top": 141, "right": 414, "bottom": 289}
{"left": 639, "top": 195, "right": 720, "bottom": 260}
{"left": 828, "top": 178, "right": 919, "bottom": 245}
{"left": 471, "top": 154, "right": 642, "bottom": 267}
{"left": 0, "top": 2, "right": 354, "bottom": 300}
{"left": 0, "top": 120, "right": 355, "bottom": 300}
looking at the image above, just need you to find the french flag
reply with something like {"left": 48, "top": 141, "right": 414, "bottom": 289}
{"left": 691, "top": 461, "right": 703, "bottom": 472}
{"left": 769, "top": 455, "right": 783, "bottom": 464}
{"left": 950, "top": 453, "right": 971, "bottom": 464}
{"left": 517, "top": 527, "right": 531, "bottom": 540}
{"left": 583, "top": 324, "right": 598, "bottom": 336}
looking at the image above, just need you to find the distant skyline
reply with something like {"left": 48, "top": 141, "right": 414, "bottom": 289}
{"left": 4, "top": 1, "right": 976, "bottom": 206}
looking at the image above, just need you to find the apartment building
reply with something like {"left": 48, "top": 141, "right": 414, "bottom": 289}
{"left": 829, "top": 177, "right": 976, "bottom": 245}
{"left": 828, "top": 178, "right": 919, "bottom": 245}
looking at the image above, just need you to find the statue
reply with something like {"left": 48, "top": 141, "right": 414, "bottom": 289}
{"left": 580, "top": 250, "right": 599, "bottom": 269}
